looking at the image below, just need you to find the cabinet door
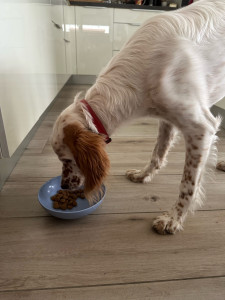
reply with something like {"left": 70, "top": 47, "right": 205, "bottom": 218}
{"left": 63, "top": 5, "right": 76, "bottom": 74}
{"left": 76, "top": 7, "right": 113, "bottom": 75}
{"left": 113, "top": 9, "right": 164, "bottom": 51}
{"left": 51, "top": 0, "right": 66, "bottom": 75}
{"left": 0, "top": 1, "right": 69, "bottom": 156}
{"left": 113, "top": 23, "right": 140, "bottom": 51}
{"left": 114, "top": 8, "right": 163, "bottom": 24}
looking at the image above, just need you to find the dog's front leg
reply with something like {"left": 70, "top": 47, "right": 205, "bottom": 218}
{"left": 126, "top": 121, "right": 177, "bottom": 183}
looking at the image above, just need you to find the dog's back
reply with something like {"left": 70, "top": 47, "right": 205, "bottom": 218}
{"left": 127, "top": 0, "right": 225, "bottom": 47}
{"left": 97, "top": 0, "right": 225, "bottom": 107}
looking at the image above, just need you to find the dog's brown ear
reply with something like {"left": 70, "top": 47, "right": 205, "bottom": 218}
{"left": 63, "top": 123, "right": 110, "bottom": 200}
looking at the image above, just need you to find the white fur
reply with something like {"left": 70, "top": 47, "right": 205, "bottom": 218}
{"left": 52, "top": 0, "right": 225, "bottom": 234}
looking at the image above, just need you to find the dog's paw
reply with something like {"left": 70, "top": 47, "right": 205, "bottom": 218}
{"left": 152, "top": 213, "right": 183, "bottom": 235}
{"left": 126, "top": 169, "right": 151, "bottom": 183}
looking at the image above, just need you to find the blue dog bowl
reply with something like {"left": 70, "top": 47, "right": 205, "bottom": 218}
{"left": 38, "top": 176, "right": 105, "bottom": 219}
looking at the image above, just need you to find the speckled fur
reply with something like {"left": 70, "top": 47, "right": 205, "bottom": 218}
{"left": 52, "top": 0, "right": 225, "bottom": 234}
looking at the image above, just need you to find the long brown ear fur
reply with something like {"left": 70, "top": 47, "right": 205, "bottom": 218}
{"left": 63, "top": 123, "right": 110, "bottom": 200}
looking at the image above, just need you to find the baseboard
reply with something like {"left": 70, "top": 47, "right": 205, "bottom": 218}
{"left": 68, "top": 75, "right": 96, "bottom": 85}
{"left": 211, "top": 105, "right": 225, "bottom": 129}
{"left": 0, "top": 76, "right": 72, "bottom": 191}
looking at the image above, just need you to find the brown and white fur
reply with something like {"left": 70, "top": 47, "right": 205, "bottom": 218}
{"left": 51, "top": 0, "right": 225, "bottom": 234}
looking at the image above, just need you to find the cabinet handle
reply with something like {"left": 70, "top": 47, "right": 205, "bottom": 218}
{"left": 127, "top": 23, "right": 140, "bottom": 26}
{"left": 64, "top": 39, "right": 70, "bottom": 43}
{"left": 83, "top": 6, "right": 106, "bottom": 8}
{"left": 52, "top": 20, "right": 61, "bottom": 29}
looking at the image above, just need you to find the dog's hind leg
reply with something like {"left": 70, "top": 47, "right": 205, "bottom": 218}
{"left": 126, "top": 120, "right": 178, "bottom": 183}
{"left": 153, "top": 111, "right": 221, "bottom": 235}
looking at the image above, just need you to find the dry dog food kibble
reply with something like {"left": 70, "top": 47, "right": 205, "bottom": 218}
{"left": 51, "top": 189, "right": 85, "bottom": 210}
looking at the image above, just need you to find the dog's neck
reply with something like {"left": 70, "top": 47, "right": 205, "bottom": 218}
{"left": 83, "top": 95, "right": 116, "bottom": 137}
{"left": 80, "top": 99, "right": 111, "bottom": 143}
{"left": 82, "top": 82, "right": 144, "bottom": 137}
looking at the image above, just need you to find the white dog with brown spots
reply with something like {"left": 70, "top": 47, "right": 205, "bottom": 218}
{"left": 51, "top": 0, "right": 225, "bottom": 234}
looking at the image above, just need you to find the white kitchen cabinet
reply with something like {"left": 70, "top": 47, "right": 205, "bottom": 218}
{"left": 75, "top": 6, "right": 113, "bottom": 75}
{"left": 113, "top": 8, "right": 164, "bottom": 51}
{"left": 113, "top": 22, "right": 140, "bottom": 51}
{"left": 113, "top": 50, "right": 120, "bottom": 56}
{"left": 114, "top": 8, "right": 163, "bottom": 24}
{"left": 0, "top": 0, "right": 69, "bottom": 156}
{"left": 51, "top": 0, "right": 64, "bottom": 26}
{"left": 63, "top": 5, "right": 76, "bottom": 74}
{"left": 51, "top": 0, "right": 66, "bottom": 76}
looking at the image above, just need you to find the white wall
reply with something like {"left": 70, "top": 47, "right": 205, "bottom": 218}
{"left": 0, "top": 0, "right": 70, "bottom": 156}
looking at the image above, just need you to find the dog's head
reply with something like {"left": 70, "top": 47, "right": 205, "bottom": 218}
{"left": 51, "top": 105, "right": 110, "bottom": 201}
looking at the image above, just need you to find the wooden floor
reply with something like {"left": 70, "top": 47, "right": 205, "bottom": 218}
{"left": 1, "top": 85, "right": 225, "bottom": 300}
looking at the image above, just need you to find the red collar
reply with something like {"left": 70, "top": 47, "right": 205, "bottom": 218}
{"left": 81, "top": 99, "right": 112, "bottom": 144}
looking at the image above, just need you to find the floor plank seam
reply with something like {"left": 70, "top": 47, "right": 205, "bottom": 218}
{"left": 4, "top": 174, "right": 188, "bottom": 182}
{"left": 1, "top": 274, "right": 225, "bottom": 294}
{"left": 1, "top": 208, "right": 225, "bottom": 220}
